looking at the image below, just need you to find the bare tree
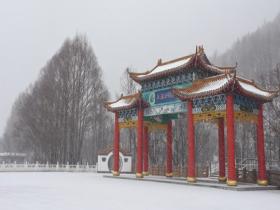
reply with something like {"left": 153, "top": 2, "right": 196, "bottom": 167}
{"left": 2, "top": 35, "right": 111, "bottom": 164}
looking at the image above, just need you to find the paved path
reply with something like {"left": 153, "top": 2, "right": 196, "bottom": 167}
{"left": 104, "top": 174, "right": 280, "bottom": 191}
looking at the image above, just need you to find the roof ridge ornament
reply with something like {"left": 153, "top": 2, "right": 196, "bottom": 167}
{"left": 231, "top": 71, "right": 237, "bottom": 92}
{"left": 194, "top": 45, "right": 199, "bottom": 67}
{"left": 235, "top": 62, "right": 238, "bottom": 69}
{"left": 233, "top": 69, "right": 237, "bottom": 79}
{"left": 198, "top": 45, "right": 204, "bottom": 54}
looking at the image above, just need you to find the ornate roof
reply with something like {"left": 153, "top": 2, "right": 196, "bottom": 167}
{"left": 98, "top": 145, "right": 131, "bottom": 156}
{"left": 128, "top": 46, "right": 236, "bottom": 83}
{"left": 173, "top": 73, "right": 279, "bottom": 102}
{"left": 104, "top": 92, "right": 149, "bottom": 112}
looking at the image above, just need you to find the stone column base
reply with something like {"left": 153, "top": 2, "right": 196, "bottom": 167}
{"left": 226, "top": 179, "right": 237, "bottom": 186}
{"left": 136, "top": 173, "right": 143, "bottom": 178}
{"left": 112, "top": 171, "right": 120, "bottom": 176}
{"left": 218, "top": 176, "right": 227, "bottom": 182}
{"left": 143, "top": 171, "right": 149, "bottom": 176}
{"left": 166, "top": 172, "right": 173, "bottom": 177}
{"left": 187, "top": 176, "right": 196, "bottom": 183}
{"left": 257, "top": 179, "right": 268, "bottom": 186}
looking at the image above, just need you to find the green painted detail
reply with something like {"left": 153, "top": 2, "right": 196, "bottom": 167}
{"left": 148, "top": 91, "right": 155, "bottom": 105}
{"left": 142, "top": 83, "right": 191, "bottom": 107}
{"left": 141, "top": 69, "right": 214, "bottom": 92}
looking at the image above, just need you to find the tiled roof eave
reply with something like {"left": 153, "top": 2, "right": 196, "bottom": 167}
{"left": 173, "top": 83, "right": 232, "bottom": 101}
{"left": 106, "top": 102, "right": 138, "bottom": 112}
{"left": 235, "top": 83, "right": 277, "bottom": 103}
{"left": 172, "top": 73, "right": 235, "bottom": 100}
{"left": 131, "top": 56, "right": 235, "bottom": 83}
{"left": 131, "top": 62, "right": 192, "bottom": 83}
{"left": 104, "top": 93, "right": 137, "bottom": 112}
{"left": 195, "top": 56, "right": 236, "bottom": 75}
{"left": 105, "top": 96, "right": 149, "bottom": 112}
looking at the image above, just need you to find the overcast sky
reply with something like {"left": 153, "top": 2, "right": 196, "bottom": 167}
{"left": 0, "top": 0, "right": 279, "bottom": 137}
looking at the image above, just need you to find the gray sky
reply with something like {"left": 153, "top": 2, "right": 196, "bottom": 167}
{"left": 0, "top": 0, "right": 280, "bottom": 136}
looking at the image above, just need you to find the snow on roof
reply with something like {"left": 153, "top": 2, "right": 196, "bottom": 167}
{"left": 129, "top": 47, "right": 237, "bottom": 83}
{"left": 173, "top": 73, "right": 278, "bottom": 101}
{"left": 172, "top": 74, "right": 234, "bottom": 99}
{"left": 138, "top": 57, "right": 192, "bottom": 78}
{"left": 104, "top": 93, "right": 149, "bottom": 112}
{"left": 109, "top": 97, "right": 136, "bottom": 108}
{"left": 190, "top": 76, "right": 230, "bottom": 95}
{"left": 238, "top": 80, "right": 272, "bottom": 97}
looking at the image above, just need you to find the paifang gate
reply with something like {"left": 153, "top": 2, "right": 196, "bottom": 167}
{"left": 104, "top": 46, "right": 279, "bottom": 186}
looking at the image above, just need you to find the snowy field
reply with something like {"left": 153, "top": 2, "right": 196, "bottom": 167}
{"left": 0, "top": 172, "right": 279, "bottom": 210}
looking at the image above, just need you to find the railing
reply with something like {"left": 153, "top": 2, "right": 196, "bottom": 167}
{"left": 209, "top": 159, "right": 280, "bottom": 176}
{"left": 208, "top": 162, "right": 220, "bottom": 176}
{"left": 267, "top": 160, "right": 280, "bottom": 170}
{"left": 236, "top": 158, "right": 280, "bottom": 171}
{"left": 236, "top": 158, "right": 257, "bottom": 171}
{"left": 0, "top": 162, "right": 96, "bottom": 172}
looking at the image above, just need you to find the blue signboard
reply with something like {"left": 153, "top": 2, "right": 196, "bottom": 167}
{"left": 155, "top": 88, "right": 177, "bottom": 104}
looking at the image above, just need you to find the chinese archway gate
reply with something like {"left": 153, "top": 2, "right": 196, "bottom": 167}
{"left": 104, "top": 46, "right": 278, "bottom": 186}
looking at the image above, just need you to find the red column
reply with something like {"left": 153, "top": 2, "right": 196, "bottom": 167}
{"left": 218, "top": 118, "right": 226, "bottom": 182}
{"left": 143, "top": 126, "right": 149, "bottom": 176}
{"left": 187, "top": 101, "right": 196, "bottom": 182}
{"left": 136, "top": 107, "right": 144, "bottom": 178}
{"left": 166, "top": 121, "right": 173, "bottom": 177}
{"left": 257, "top": 104, "right": 268, "bottom": 185}
{"left": 226, "top": 94, "right": 237, "bottom": 186}
{"left": 113, "top": 112, "right": 120, "bottom": 176}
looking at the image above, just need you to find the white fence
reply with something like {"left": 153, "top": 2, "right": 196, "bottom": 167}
{"left": 0, "top": 162, "right": 96, "bottom": 172}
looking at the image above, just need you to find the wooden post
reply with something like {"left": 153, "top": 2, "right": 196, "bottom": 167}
{"left": 136, "top": 107, "right": 144, "bottom": 178}
{"left": 226, "top": 94, "right": 237, "bottom": 186}
{"left": 257, "top": 104, "right": 268, "bottom": 185}
{"left": 143, "top": 126, "right": 149, "bottom": 176}
{"left": 166, "top": 121, "right": 173, "bottom": 177}
{"left": 218, "top": 118, "right": 226, "bottom": 182}
{"left": 113, "top": 112, "right": 120, "bottom": 176}
{"left": 187, "top": 101, "right": 196, "bottom": 182}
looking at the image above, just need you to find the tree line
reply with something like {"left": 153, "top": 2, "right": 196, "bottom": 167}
{"left": 2, "top": 35, "right": 112, "bottom": 164}
{"left": 213, "top": 13, "right": 280, "bottom": 162}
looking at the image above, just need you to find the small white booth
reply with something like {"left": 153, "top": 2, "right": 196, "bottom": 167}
{"left": 97, "top": 148, "right": 132, "bottom": 173}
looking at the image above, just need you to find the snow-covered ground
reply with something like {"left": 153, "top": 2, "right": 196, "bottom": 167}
{"left": 0, "top": 172, "right": 279, "bottom": 210}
